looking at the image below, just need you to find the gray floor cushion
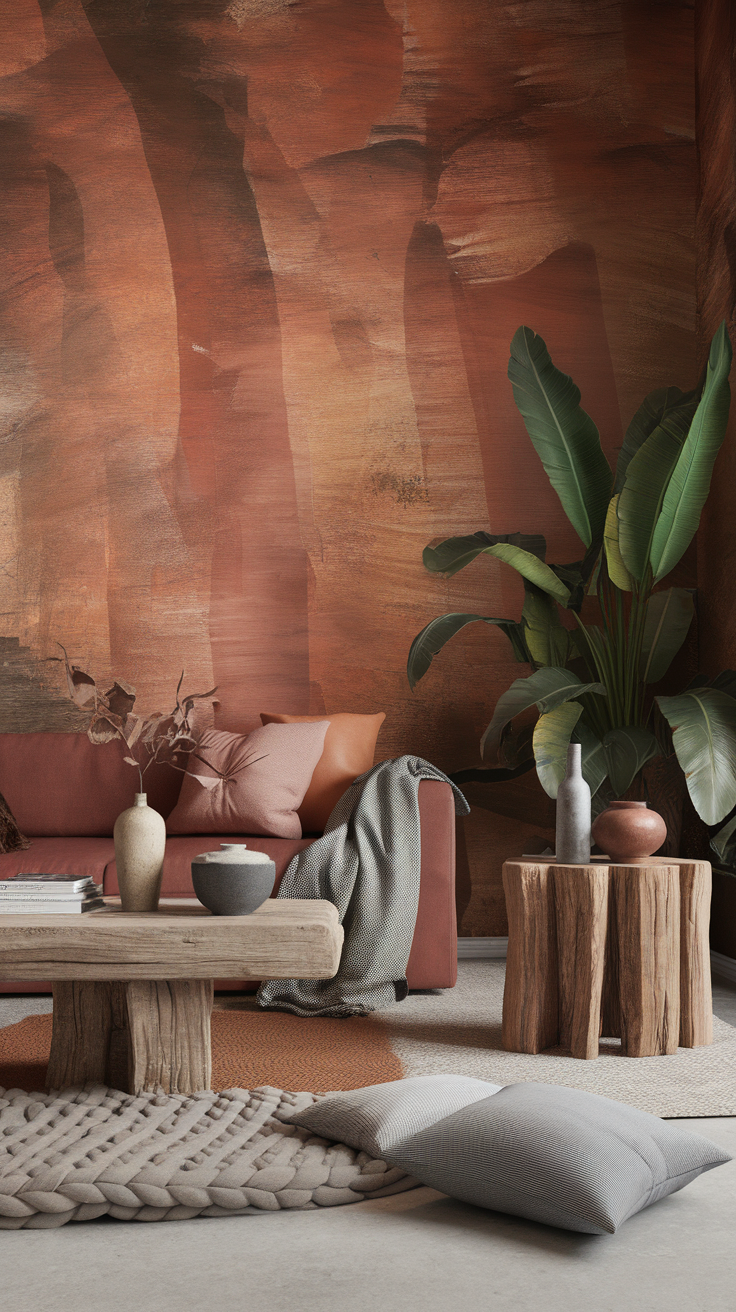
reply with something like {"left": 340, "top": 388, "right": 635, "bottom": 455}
{"left": 0, "top": 1083, "right": 419, "bottom": 1228}
{"left": 287, "top": 1074, "right": 501, "bottom": 1157}
{"left": 289, "top": 1076, "right": 732, "bottom": 1234}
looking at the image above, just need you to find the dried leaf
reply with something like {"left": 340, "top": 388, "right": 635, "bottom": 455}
{"left": 105, "top": 679, "right": 136, "bottom": 720}
{"left": 123, "top": 756, "right": 139, "bottom": 767}
{"left": 55, "top": 644, "right": 98, "bottom": 710}
{"left": 124, "top": 714, "right": 145, "bottom": 749}
{"left": 87, "top": 714, "right": 124, "bottom": 745}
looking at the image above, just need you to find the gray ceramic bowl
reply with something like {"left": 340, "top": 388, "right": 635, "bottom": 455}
{"left": 191, "top": 859, "right": 276, "bottom": 916}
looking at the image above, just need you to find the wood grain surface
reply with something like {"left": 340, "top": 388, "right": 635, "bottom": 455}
{"left": 502, "top": 858, "right": 712, "bottom": 1059}
{"left": 554, "top": 864, "right": 609, "bottom": 1061}
{"left": 48, "top": 979, "right": 214, "bottom": 1095}
{"left": 0, "top": 900, "right": 343, "bottom": 982}
{"left": 501, "top": 861, "right": 558, "bottom": 1055}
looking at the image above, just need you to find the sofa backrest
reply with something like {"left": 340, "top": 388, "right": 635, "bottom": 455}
{"left": 0, "top": 733, "right": 184, "bottom": 836}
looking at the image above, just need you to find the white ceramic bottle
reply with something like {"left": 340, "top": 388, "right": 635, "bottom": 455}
{"left": 113, "top": 793, "right": 166, "bottom": 912}
{"left": 555, "top": 743, "right": 591, "bottom": 864}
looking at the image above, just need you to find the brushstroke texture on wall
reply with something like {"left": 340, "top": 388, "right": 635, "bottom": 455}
{"left": 0, "top": 0, "right": 696, "bottom": 933}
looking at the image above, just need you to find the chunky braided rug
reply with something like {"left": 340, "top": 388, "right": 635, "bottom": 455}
{"left": 0, "top": 1083, "right": 418, "bottom": 1229}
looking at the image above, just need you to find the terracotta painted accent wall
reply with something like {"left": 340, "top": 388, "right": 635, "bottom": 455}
{"left": 0, "top": 1, "right": 696, "bottom": 934}
{"left": 696, "top": 0, "right": 736, "bottom": 673}
{"left": 695, "top": 0, "right": 736, "bottom": 958}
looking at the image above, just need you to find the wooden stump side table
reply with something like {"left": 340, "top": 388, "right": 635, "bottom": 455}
{"left": 502, "top": 857, "right": 712, "bottom": 1060}
{"left": 0, "top": 900, "right": 343, "bottom": 1095}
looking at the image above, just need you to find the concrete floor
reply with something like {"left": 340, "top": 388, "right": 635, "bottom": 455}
{"left": 2, "top": 976, "right": 735, "bottom": 1312}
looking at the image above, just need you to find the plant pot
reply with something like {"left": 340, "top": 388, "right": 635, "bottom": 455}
{"left": 191, "top": 843, "right": 276, "bottom": 916}
{"left": 113, "top": 793, "right": 166, "bottom": 912}
{"left": 591, "top": 800, "right": 667, "bottom": 863}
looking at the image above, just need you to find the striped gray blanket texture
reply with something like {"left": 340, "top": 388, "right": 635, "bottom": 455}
{"left": 258, "top": 756, "right": 469, "bottom": 1018}
{"left": 0, "top": 1083, "right": 418, "bottom": 1229}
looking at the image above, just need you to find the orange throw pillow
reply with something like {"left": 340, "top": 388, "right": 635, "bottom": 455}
{"left": 259, "top": 712, "right": 386, "bottom": 834}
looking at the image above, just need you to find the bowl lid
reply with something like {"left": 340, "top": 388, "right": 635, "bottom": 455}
{"left": 193, "top": 843, "right": 273, "bottom": 865}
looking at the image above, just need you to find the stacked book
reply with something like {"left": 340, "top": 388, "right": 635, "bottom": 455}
{"left": 0, "top": 873, "right": 105, "bottom": 914}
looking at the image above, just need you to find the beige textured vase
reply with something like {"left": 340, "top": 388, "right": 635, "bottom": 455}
{"left": 113, "top": 793, "right": 166, "bottom": 912}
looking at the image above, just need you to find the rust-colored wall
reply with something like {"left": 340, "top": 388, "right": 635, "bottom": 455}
{"left": 0, "top": 1, "right": 696, "bottom": 933}
{"left": 696, "top": 0, "right": 736, "bottom": 676}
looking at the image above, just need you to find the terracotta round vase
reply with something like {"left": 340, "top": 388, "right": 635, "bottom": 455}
{"left": 113, "top": 792, "right": 166, "bottom": 911}
{"left": 591, "top": 800, "right": 667, "bottom": 862}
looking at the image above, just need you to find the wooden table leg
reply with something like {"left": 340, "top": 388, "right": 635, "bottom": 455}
{"left": 611, "top": 864, "right": 680, "bottom": 1056}
{"left": 554, "top": 864, "right": 609, "bottom": 1060}
{"left": 47, "top": 979, "right": 214, "bottom": 1095}
{"left": 47, "top": 982, "right": 126, "bottom": 1090}
{"left": 502, "top": 861, "right": 558, "bottom": 1053}
{"left": 125, "top": 980, "right": 213, "bottom": 1095}
{"left": 678, "top": 861, "right": 713, "bottom": 1048}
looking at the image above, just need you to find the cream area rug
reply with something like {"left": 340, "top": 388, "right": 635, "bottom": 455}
{"left": 372, "top": 961, "right": 736, "bottom": 1119}
{"left": 0, "top": 1084, "right": 418, "bottom": 1229}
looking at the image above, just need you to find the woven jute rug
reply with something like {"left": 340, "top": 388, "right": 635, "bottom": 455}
{"left": 0, "top": 1083, "right": 418, "bottom": 1229}
{"left": 374, "top": 962, "right": 736, "bottom": 1118}
{"left": 2, "top": 963, "right": 734, "bottom": 1118}
{"left": 0, "top": 1007, "right": 402, "bottom": 1096}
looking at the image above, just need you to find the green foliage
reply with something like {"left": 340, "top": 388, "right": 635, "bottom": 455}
{"left": 508, "top": 326, "right": 612, "bottom": 548}
{"left": 407, "top": 613, "right": 527, "bottom": 690}
{"left": 656, "top": 687, "right": 736, "bottom": 826}
{"left": 480, "top": 667, "right": 606, "bottom": 764}
{"left": 650, "top": 322, "right": 732, "bottom": 582}
{"left": 533, "top": 702, "right": 584, "bottom": 798}
{"left": 407, "top": 321, "right": 733, "bottom": 834}
{"left": 639, "top": 589, "right": 695, "bottom": 685}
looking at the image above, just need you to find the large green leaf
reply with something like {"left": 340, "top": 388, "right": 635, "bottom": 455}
{"left": 521, "top": 588, "right": 570, "bottom": 668}
{"left": 602, "top": 726, "right": 660, "bottom": 797}
{"left": 422, "top": 532, "right": 546, "bottom": 577}
{"left": 639, "top": 588, "right": 695, "bottom": 684}
{"left": 614, "top": 385, "right": 700, "bottom": 495}
{"left": 603, "top": 494, "right": 633, "bottom": 591}
{"left": 422, "top": 531, "right": 570, "bottom": 605}
{"left": 407, "top": 613, "right": 527, "bottom": 689}
{"left": 650, "top": 322, "right": 732, "bottom": 582}
{"left": 487, "top": 543, "right": 571, "bottom": 605}
{"left": 572, "top": 721, "right": 608, "bottom": 796}
{"left": 480, "top": 666, "right": 606, "bottom": 762}
{"left": 711, "top": 812, "right": 736, "bottom": 871}
{"left": 656, "top": 686, "right": 736, "bottom": 825}
{"left": 533, "top": 702, "right": 584, "bottom": 798}
{"left": 508, "top": 326, "right": 612, "bottom": 548}
{"left": 617, "top": 399, "right": 696, "bottom": 583}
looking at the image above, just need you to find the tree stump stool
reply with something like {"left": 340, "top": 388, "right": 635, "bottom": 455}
{"left": 502, "top": 857, "right": 712, "bottom": 1060}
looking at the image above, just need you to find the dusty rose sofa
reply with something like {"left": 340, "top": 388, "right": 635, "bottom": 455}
{"left": 0, "top": 733, "right": 458, "bottom": 994}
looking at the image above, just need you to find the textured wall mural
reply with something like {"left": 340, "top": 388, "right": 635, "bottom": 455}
{"left": 0, "top": 0, "right": 697, "bottom": 932}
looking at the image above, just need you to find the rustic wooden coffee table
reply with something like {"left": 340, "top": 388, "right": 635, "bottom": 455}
{"left": 502, "top": 856, "right": 712, "bottom": 1060}
{"left": 0, "top": 900, "right": 343, "bottom": 1095}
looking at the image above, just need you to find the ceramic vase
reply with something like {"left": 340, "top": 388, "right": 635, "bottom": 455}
{"left": 191, "top": 843, "right": 276, "bottom": 916}
{"left": 555, "top": 743, "right": 591, "bottom": 864}
{"left": 591, "top": 800, "right": 667, "bottom": 862}
{"left": 113, "top": 793, "right": 166, "bottom": 912}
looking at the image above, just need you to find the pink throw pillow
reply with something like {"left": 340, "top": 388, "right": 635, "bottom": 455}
{"left": 165, "top": 721, "right": 329, "bottom": 839}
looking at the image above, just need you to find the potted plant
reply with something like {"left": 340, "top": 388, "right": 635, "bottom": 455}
{"left": 408, "top": 322, "right": 736, "bottom": 861}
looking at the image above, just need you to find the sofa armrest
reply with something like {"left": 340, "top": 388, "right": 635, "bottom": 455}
{"left": 405, "top": 778, "right": 457, "bottom": 990}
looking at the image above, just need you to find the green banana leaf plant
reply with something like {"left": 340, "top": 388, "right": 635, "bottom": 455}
{"left": 407, "top": 321, "right": 736, "bottom": 866}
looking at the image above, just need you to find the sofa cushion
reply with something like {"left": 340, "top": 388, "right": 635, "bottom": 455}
{"left": 0, "top": 836, "right": 115, "bottom": 881}
{"left": 0, "top": 734, "right": 183, "bottom": 836}
{"left": 260, "top": 712, "right": 386, "bottom": 834}
{"left": 165, "top": 722, "right": 329, "bottom": 838}
{"left": 104, "top": 834, "right": 314, "bottom": 897}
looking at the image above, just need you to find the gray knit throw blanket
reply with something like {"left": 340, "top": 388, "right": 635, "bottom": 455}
{"left": 257, "top": 756, "right": 469, "bottom": 1018}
